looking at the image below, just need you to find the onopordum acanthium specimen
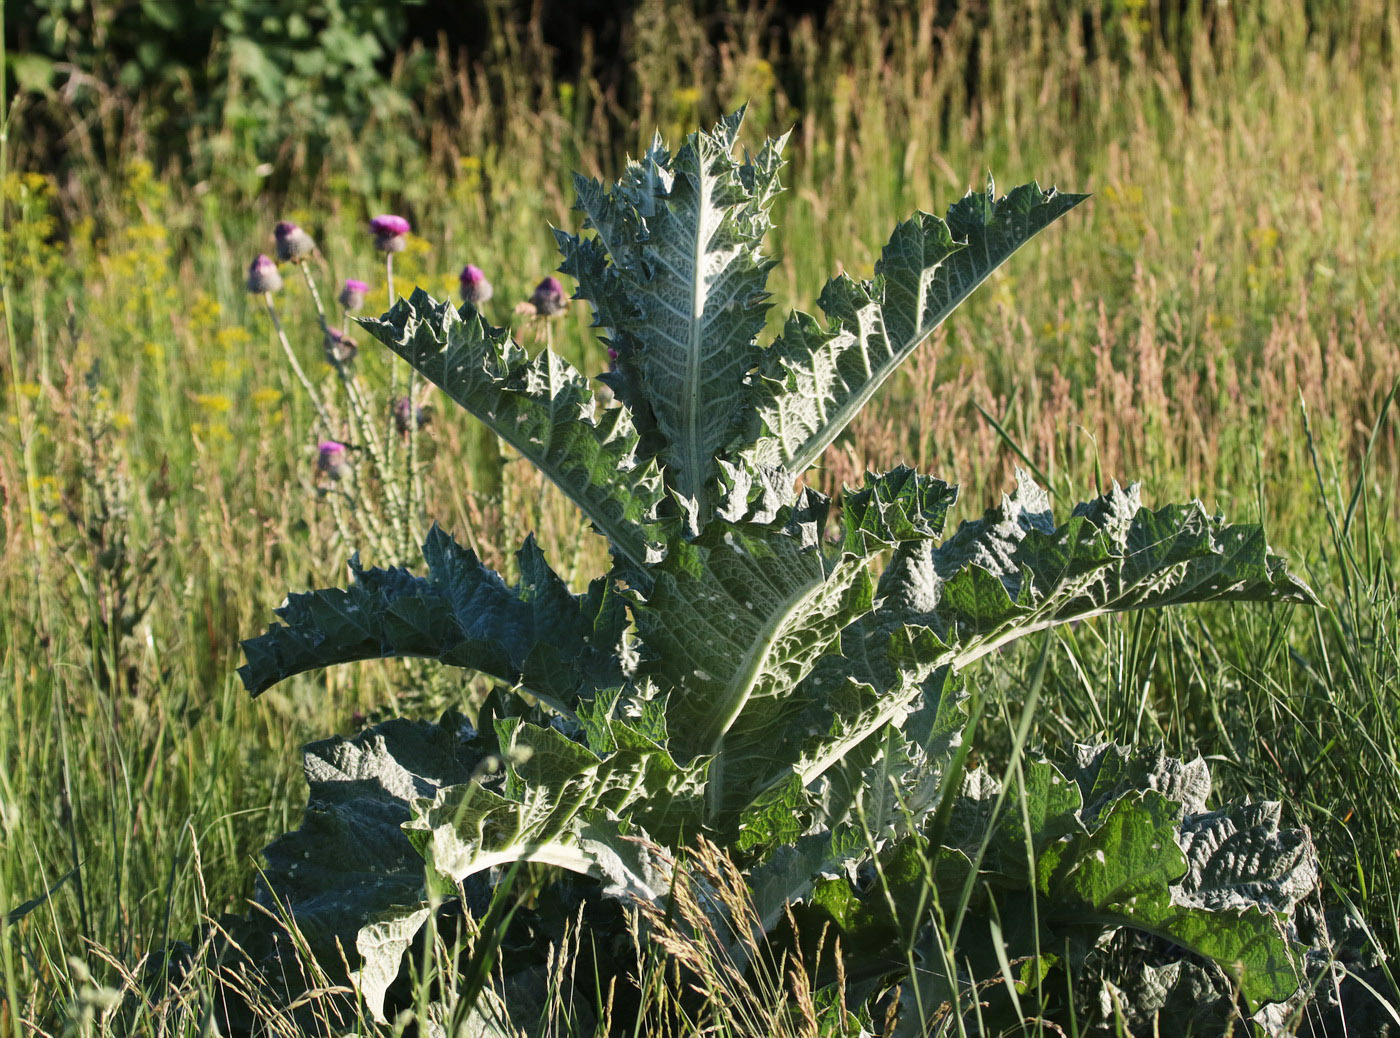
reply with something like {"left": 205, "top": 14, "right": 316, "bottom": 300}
{"left": 237, "top": 110, "right": 1325, "bottom": 1034}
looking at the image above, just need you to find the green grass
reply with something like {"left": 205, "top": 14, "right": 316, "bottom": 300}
{"left": 1, "top": 0, "right": 1397, "bottom": 1032}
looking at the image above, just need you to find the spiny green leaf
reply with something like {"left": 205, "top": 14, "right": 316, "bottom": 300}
{"left": 255, "top": 716, "right": 490, "bottom": 1021}
{"left": 238, "top": 526, "right": 623, "bottom": 714}
{"left": 358, "top": 289, "right": 666, "bottom": 567}
{"left": 1039, "top": 790, "right": 1298, "bottom": 1009}
{"left": 870, "top": 472, "right": 1316, "bottom": 676}
{"left": 751, "top": 179, "right": 1087, "bottom": 473}
{"left": 558, "top": 109, "right": 787, "bottom": 523}
{"left": 405, "top": 708, "right": 703, "bottom": 896}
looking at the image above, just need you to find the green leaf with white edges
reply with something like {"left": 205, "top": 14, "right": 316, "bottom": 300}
{"left": 405, "top": 710, "right": 701, "bottom": 897}
{"left": 1037, "top": 790, "right": 1298, "bottom": 1010}
{"left": 558, "top": 109, "right": 786, "bottom": 522}
{"left": 853, "top": 472, "right": 1316, "bottom": 683}
{"left": 253, "top": 715, "right": 490, "bottom": 1021}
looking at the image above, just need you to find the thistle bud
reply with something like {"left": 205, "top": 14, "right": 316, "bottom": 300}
{"left": 246, "top": 254, "right": 283, "bottom": 294}
{"left": 316, "top": 440, "right": 350, "bottom": 481}
{"left": 392, "top": 396, "right": 432, "bottom": 435}
{"left": 459, "top": 264, "right": 493, "bottom": 306}
{"left": 323, "top": 328, "right": 358, "bottom": 365}
{"left": 338, "top": 278, "right": 369, "bottom": 311}
{"left": 529, "top": 276, "right": 567, "bottom": 317}
{"left": 369, "top": 214, "right": 411, "bottom": 253}
{"left": 274, "top": 221, "right": 316, "bottom": 262}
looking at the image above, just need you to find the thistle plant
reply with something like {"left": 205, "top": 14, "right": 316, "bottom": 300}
{"left": 235, "top": 112, "right": 1338, "bottom": 1033}
{"left": 245, "top": 213, "right": 451, "bottom": 568}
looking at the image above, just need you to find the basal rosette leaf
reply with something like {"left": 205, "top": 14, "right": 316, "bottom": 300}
{"left": 750, "top": 179, "right": 1087, "bottom": 473}
{"left": 948, "top": 750, "right": 1306, "bottom": 1011}
{"left": 239, "top": 526, "right": 624, "bottom": 715}
{"left": 358, "top": 288, "right": 666, "bottom": 567}
{"left": 1036, "top": 790, "right": 1298, "bottom": 1009}
{"left": 796, "top": 748, "right": 1308, "bottom": 1025}
{"left": 405, "top": 700, "right": 704, "bottom": 895}
{"left": 557, "top": 109, "right": 786, "bottom": 522}
{"left": 252, "top": 715, "right": 493, "bottom": 1022}
{"left": 1067, "top": 742, "right": 1213, "bottom": 825}
{"left": 283, "top": 700, "right": 703, "bottom": 1020}
{"left": 1176, "top": 800, "right": 1318, "bottom": 914}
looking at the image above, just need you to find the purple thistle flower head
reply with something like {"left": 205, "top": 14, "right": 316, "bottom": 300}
{"left": 529, "top": 276, "right": 567, "bottom": 317}
{"left": 459, "top": 264, "right": 493, "bottom": 306}
{"left": 273, "top": 220, "right": 316, "bottom": 262}
{"left": 323, "top": 328, "right": 358, "bottom": 365}
{"left": 370, "top": 214, "right": 411, "bottom": 253}
{"left": 246, "top": 254, "right": 283, "bottom": 294}
{"left": 392, "top": 396, "right": 432, "bottom": 435}
{"left": 338, "top": 278, "right": 369, "bottom": 311}
{"left": 317, "top": 440, "right": 350, "bottom": 480}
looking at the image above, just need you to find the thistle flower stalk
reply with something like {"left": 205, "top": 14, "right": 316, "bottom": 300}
{"left": 296, "top": 259, "right": 409, "bottom": 553}
{"left": 262, "top": 293, "right": 335, "bottom": 435}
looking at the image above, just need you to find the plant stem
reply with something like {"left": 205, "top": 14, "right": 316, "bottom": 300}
{"left": 386, "top": 251, "right": 403, "bottom": 422}
{"left": 402, "top": 377, "right": 421, "bottom": 563}
{"left": 301, "top": 262, "right": 412, "bottom": 556}
{"left": 264, "top": 293, "right": 335, "bottom": 435}
{"left": 298, "top": 259, "right": 329, "bottom": 326}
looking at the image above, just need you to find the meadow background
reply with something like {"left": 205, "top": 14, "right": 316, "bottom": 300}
{"left": 1, "top": 0, "right": 1397, "bottom": 1031}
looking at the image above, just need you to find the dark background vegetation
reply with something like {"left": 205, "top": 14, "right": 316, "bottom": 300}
{"left": 12, "top": 0, "right": 1383, "bottom": 188}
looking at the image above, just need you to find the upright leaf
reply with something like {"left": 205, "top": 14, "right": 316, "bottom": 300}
{"left": 752, "top": 180, "right": 1087, "bottom": 472}
{"left": 634, "top": 518, "right": 874, "bottom": 820}
{"left": 359, "top": 289, "right": 666, "bottom": 567}
{"left": 634, "top": 470, "right": 955, "bottom": 825}
{"left": 558, "top": 110, "right": 786, "bottom": 521}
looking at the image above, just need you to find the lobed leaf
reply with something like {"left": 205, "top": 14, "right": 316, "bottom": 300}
{"left": 558, "top": 109, "right": 787, "bottom": 523}
{"left": 359, "top": 289, "right": 667, "bottom": 567}
{"left": 867, "top": 472, "right": 1316, "bottom": 678}
{"left": 239, "top": 526, "right": 624, "bottom": 714}
{"left": 750, "top": 179, "right": 1087, "bottom": 473}
{"left": 254, "top": 715, "right": 490, "bottom": 1021}
{"left": 633, "top": 469, "right": 956, "bottom": 827}
{"left": 405, "top": 705, "right": 700, "bottom": 896}
{"left": 1038, "top": 790, "right": 1298, "bottom": 1009}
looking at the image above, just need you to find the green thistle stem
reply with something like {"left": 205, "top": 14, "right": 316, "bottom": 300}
{"left": 264, "top": 293, "right": 335, "bottom": 435}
